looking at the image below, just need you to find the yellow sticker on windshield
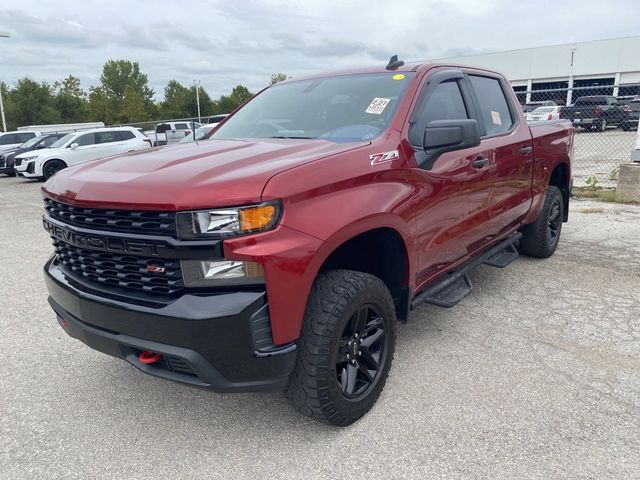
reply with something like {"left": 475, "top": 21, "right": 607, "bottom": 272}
{"left": 392, "top": 74, "right": 405, "bottom": 80}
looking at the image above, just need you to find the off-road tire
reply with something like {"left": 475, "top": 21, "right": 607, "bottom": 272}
{"left": 42, "top": 159, "right": 66, "bottom": 181}
{"left": 519, "top": 185, "right": 564, "bottom": 258}
{"left": 286, "top": 270, "right": 397, "bottom": 426}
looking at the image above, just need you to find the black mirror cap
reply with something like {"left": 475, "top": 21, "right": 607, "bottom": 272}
{"left": 417, "top": 119, "right": 480, "bottom": 169}
{"left": 423, "top": 119, "right": 480, "bottom": 151}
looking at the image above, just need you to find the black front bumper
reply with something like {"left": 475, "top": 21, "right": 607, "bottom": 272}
{"left": 45, "top": 258, "right": 297, "bottom": 392}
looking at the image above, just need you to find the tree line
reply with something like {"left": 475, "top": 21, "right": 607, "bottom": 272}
{"left": 0, "top": 60, "right": 289, "bottom": 130}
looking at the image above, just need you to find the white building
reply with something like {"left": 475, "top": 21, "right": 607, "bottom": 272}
{"left": 434, "top": 35, "right": 640, "bottom": 105}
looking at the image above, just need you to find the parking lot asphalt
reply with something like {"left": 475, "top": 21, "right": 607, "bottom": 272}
{"left": 1, "top": 176, "right": 639, "bottom": 479}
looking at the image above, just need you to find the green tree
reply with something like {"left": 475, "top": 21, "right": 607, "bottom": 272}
{"left": 5, "top": 78, "right": 59, "bottom": 128}
{"left": 99, "top": 59, "right": 154, "bottom": 118}
{"left": 187, "top": 84, "right": 215, "bottom": 118}
{"left": 121, "top": 85, "right": 148, "bottom": 123}
{"left": 53, "top": 75, "right": 88, "bottom": 123}
{"left": 270, "top": 73, "right": 288, "bottom": 85}
{"left": 88, "top": 85, "right": 116, "bottom": 125}
{"left": 159, "top": 80, "right": 190, "bottom": 119}
{"left": 215, "top": 85, "right": 253, "bottom": 114}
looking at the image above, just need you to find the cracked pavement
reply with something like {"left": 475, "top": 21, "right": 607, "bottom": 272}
{"left": 1, "top": 177, "right": 639, "bottom": 479}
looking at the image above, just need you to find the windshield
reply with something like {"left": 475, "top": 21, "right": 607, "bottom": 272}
{"left": 50, "top": 134, "right": 75, "bottom": 148}
{"left": 212, "top": 73, "right": 414, "bottom": 142}
{"left": 20, "top": 136, "right": 42, "bottom": 148}
{"left": 180, "top": 125, "right": 215, "bottom": 142}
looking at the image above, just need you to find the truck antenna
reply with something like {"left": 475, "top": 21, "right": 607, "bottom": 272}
{"left": 386, "top": 55, "right": 405, "bottom": 71}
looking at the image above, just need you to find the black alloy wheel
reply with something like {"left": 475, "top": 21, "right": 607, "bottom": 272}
{"left": 336, "top": 304, "right": 386, "bottom": 399}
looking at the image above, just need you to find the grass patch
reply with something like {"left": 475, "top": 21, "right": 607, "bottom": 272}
{"left": 572, "top": 187, "right": 635, "bottom": 204}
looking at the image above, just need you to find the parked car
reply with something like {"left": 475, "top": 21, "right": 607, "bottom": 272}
{"left": 41, "top": 61, "right": 573, "bottom": 426}
{"left": 560, "top": 95, "right": 626, "bottom": 131}
{"left": 205, "top": 114, "right": 229, "bottom": 124}
{"left": 525, "top": 106, "right": 562, "bottom": 122}
{"left": 14, "top": 127, "right": 151, "bottom": 180}
{"left": 144, "top": 121, "right": 201, "bottom": 146}
{"left": 179, "top": 124, "right": 218, "bottom": 142}
{"left": 0, "top": 133, "right": 67, "bottom": 176}
{"left": 0, "top": 130, "right": 42, "bottom": 154}
{"left": 614, "top": 95, "right": 639, "bottom": 106}
{"left": 522, "top": 100, "right": 557, "bottom": 113}
{"left": 620, "top": 100, "right": 640, "bottom": 131}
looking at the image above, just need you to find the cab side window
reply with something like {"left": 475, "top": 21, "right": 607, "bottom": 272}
{"left": 423, "top": 81, "right": 469, "bottom": 124}
{"left": 468, "top": 75, "right": 513, "bottom": 136}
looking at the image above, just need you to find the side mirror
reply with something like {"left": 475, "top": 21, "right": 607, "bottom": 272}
{"left": 421, "top": 118, "right": 480, "bottom": 157}
{"left": 69, "top": 143, "right": 79, "bottom": 150}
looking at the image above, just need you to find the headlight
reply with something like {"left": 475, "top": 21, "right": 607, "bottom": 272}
{"left": 22, "top": 155, "right": 39, "bottom": 161}
{"left": 176, "top": 201, "right": 280, "bottom": 239}
{"left": 181, "top": 259, "right": 264, "bottom": 287}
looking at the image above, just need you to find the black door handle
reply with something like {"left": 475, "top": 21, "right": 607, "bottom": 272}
{"left": 472, "top": 158, "right": 489, "bottom": 169}
{"left": 520, "top": 146, "right": 533, "bottom": 155}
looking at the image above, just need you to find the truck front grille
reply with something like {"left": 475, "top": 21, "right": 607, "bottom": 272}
{"left": 53, "top": 239, "right": 184, "bottom": 295}
{"left": 44, "top": 198, "right": 177, "bottom": 237}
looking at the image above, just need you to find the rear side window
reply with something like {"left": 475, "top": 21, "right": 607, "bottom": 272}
{"left": 422, "top": 81, "right": 469, "bottom": 124}
{"left": 18, "top": 133, "right": 36, "bottom": 142}
{"left": 117, "top": 130, "right": 135, "bottom": 141}
{"left": 0, "top": 134, "right": 17, "bottom": 144}
{"left": 469, "top": 75, "right": 513, "bottom": 136}
{"left": 96, "top": 131, "right": 118, "bottom": 143}
{"left": 174, "top": 123, "right": 189, "bottom": 130}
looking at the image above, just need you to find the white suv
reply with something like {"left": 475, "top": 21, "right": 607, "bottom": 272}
{"left": 14, "top": 127, "right": 151, "bottom": 180}
{"left": 0, "top": 131, "right": 42, "bottom": 153}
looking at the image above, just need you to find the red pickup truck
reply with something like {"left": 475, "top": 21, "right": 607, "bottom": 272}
{"left": 42, "top": 58, "right": 573, "bottom": 426}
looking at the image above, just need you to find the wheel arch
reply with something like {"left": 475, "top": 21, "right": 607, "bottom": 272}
{"left": 548, "top": 162, "right": 570, "bottom": 222}
{"left": 316, "top": 224, "right": 412, "bottom": 322}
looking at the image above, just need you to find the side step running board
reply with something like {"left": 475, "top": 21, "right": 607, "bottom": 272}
{"left": 411, "top": 232, "right": 522, "bottom": 309}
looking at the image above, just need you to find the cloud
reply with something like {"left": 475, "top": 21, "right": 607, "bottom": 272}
{"left": 1, "top": 0, "right": 639, "bottom": 101}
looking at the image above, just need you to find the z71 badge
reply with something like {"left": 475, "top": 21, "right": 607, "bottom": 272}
{"left": 370, "top": 150, "right": 399, "bottom": 166}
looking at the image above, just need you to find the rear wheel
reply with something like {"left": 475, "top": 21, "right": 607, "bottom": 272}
{"left": 286, "top": 270, "right": 396, "bottom": 426}
{"left": 519, "top": 185, "right": 564, "bottom": 258}
{"left": 42, "top": 159, "right": 66, "bottom": 180}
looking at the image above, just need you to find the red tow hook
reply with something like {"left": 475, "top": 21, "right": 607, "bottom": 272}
{"left": 138, "top": 351, "right": 162, "bottom": 365}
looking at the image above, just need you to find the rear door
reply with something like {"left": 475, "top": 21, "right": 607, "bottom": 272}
{"left": 465, "top": 72, "right": 534, "bottom": 237}
{"left": 407, "top": 69, "right": 496, "bottom": 284}
{"left": 94, "top": 130, "right": 124, "bottom": 158}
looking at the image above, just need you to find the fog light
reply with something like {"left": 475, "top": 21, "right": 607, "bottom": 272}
{"left": 181, "top": 259, "right": 264, "bottom": 287}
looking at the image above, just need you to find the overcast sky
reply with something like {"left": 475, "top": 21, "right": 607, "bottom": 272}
{"left": 1, "top": 0, "right": 639, "bottom": 100}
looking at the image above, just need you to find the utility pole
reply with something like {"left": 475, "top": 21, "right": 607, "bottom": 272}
{"left": 0, "top": 32, "right": 9, "bottom": 132}
{"left": 194, "top": 80, "right": 201, "bottom": 123}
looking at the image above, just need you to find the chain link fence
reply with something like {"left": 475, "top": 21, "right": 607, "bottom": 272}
{"left": 513, "top": 83, "right": 640, "bottom": 188}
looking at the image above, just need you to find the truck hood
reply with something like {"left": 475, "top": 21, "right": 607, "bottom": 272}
{"left": 43, "top": 138, "right": 365, "bottom": 210}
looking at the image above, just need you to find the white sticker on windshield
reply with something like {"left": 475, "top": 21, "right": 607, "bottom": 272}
{"left": 366, "top": 97, "right": 391, "bottom": 115}
{"left": 491, "top": 110, "right": 502, "bottom": 125}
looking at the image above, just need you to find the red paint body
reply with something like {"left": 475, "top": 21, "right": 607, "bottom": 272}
{"left": 43, "top": 63, "right": 573, "bottom": 345}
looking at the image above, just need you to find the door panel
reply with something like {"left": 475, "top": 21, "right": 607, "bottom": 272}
{"left": 406, "top": 72, "right": 496, "bottom": 286}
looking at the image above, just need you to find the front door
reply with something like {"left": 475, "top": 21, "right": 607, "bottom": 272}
{"left": 406, "top": 70, "right": 496, "bottom": 286}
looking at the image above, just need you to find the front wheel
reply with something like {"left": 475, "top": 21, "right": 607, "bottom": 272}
{"left": 519, "top": 185, "right": 564, "bottom": 258}
{"left": 286, "top": 270, "right": 397, "bottom": 426}
{"left": 42, "top": 159, "right": 66, "bottom": 181}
